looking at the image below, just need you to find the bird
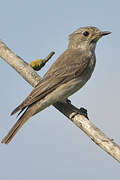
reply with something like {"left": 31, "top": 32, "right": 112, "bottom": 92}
{"left": 1, "top": 26, "right": 111, "bottom": 144}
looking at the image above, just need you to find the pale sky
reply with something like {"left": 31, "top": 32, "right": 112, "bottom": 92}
{"left": 0, "top": 0, "right": 120, "bottom": 179}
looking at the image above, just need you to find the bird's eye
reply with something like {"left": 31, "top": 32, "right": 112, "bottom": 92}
{"left": 83, "top": 31, "right": 89, "bottom": 37}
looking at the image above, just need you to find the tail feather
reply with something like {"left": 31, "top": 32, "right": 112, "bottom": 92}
{"left": 1, "top": 107, "right": 32, "bottom": 144}
{"left": 10, "top": 104, "right": 24, "bottom": 116}
{"left": 2, "top": 97, "right": 47, "bottom": 144}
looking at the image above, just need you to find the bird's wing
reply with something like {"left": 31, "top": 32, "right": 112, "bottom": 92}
{"left": 11, "top": 49, "right": 91, "bottom": 115}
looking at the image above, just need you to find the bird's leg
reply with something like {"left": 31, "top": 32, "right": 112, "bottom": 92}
{"left": 62, "top": 99, "right": 89, "bottom": 119}
{"left": 65, "top": 98, "right": 71, "bottom": 104}
{"left": 58, "top": 98, "right": 71, "bottom": 104}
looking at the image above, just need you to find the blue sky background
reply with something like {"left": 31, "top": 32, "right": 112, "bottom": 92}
{"left": 0, "top": 0, "right": 120, "bottom": 179}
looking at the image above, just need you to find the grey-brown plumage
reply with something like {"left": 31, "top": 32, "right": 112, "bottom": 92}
{"left": 1, "top": 26, "right": 111, "bottom": 144}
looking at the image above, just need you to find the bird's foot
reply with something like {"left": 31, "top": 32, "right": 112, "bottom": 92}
{"left": 71, "top": 107, "right": 89, "bottom": 119}
{"left": 79, "top": 107, "right": 89, "bottom": 119}
{"left": 59, "top": 99, "right": 89, "bottom": 119}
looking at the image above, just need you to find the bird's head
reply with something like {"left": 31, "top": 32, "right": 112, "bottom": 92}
{"left": 68, "top": 26, "right": 111, "bottom": 51}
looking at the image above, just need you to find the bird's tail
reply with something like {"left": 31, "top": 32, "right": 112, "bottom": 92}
{"left": 1, "top": 107, "right": 33, "bottom": 144}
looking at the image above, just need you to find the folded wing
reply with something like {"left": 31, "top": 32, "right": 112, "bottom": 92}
{"left": 11, "top": 49, "right": 91, "bottom": 115}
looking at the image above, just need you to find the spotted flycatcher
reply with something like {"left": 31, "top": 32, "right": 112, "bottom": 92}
{"left": 2, "top": 26, "right": 111, "bottom": 144}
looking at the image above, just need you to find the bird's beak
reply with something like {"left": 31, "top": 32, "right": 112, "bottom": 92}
{"left": 90, "top": 31, "right": 111, "bottom": 44}
{"left": 100, "top": 31, "right": 112, "bottom": 36}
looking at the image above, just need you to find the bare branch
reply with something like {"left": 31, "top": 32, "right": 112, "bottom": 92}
{"left": 29, "top": 51, "right": 55, "bottom": 71}
{"left": 0, "top": 40, "right": 120, "bottom": 163}
{"left": 54, "top": 102, "right": 120, "bottom": 162}
{"left": 0, "top": 40, "right": 40, "bottom": 87}
{"left": 43, "top": 51, "right": 55, "bottom": 64}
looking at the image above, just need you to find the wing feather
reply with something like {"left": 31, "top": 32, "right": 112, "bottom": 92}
{"left": 11, "top": 49, "right": 91, "bottom": 115}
